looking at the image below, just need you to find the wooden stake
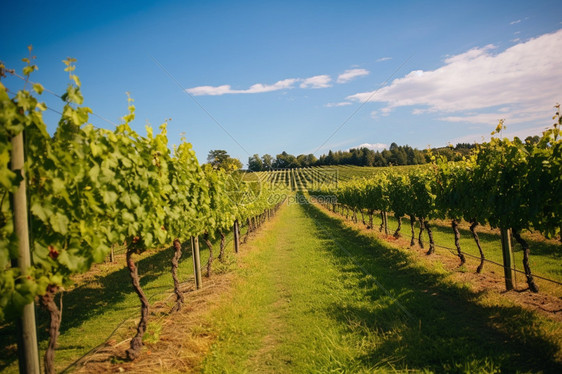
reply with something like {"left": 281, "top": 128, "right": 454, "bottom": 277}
{"left": 11, "top": 132, "right": 41, "bottom": 374}
{"left": 191, "top": 236, "right": 202, "bottom": 290}
{"left": 500, "top": 228, "right": 515, "bottom": 291}
{"left": 233, "top": 220, "right": 240, "bottom": 254}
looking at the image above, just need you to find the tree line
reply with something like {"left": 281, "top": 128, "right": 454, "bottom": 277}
{"left": 247, "top": 143, "right": 478, "bottom": 171}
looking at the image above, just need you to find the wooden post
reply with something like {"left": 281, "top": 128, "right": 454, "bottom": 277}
{"left": 191, "top": 236, "right": 202, "bottom": 290}
{"left": 383, "top": 212, "right": 389, "bottom": 236}
{"left": 500, "top": 228, "right": 515, "bottom": 291}
{"left": 11, "top": 132, "right": 41, "bottom": 374}
{"left": 233, "top": 220, "right": 240, "bottom": 254}
{"left": 109, "top": 244, "right": 115, "bottom": 263}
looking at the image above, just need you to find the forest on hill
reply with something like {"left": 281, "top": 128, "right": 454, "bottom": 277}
{"left": 246, "top": 142, "right": 479, "bottom": 171}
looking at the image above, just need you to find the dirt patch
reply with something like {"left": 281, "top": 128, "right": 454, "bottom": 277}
{"left": 74, "top": 273, "right": 232, "bottom": 373}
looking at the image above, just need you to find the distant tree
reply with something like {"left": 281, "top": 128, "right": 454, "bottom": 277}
{"left": 286, "top": 154, "right": 300, "bottom": 168}
{"left": 404, "top": 145, "right": 416, "bottom": 164}
{"left": 350, "top": 148, "right": 362, "bottom": 165}
{"left": 261, "top": 154, "right": 273, "bottom": 170}
{"left": 332, "top": 151, "right": 342, "bottom": 165}
{"left": 325, "top": 150, "right": 335, "bottom": 165}
{"left": 297, "top": 154, "right": 308, "bottom": 167}
{"left": 362, "top": 148, "right": 375, "bottom": 166}
{"left": 248, "top": 154, "right": 263, "bottom": 171}
{"left": 207, "top": 149, "right": 242, "bottom": 170}
{"left": 274, "top": 151, "right": 299, "bottom": 168}
{"left": 374, "top": 151, "right": 387, "bottom": 166}
{"left": 305, "top": 153, "right": 317, "bottom": 166}
{"left": 454, "top": 142, "right": 476, "bottom": 150}
{"left": 393, "top": 147, "right": 408, "bottom": 165}
{"left": 222, "top": 158, "right": 243, "bottom": 171}
{"left": 382, "top": 149, "right": 392, "bottom": 165}
{"left": 413, "top": 150, "right": 426, "bottom": 164}
{"left": 208, "top": 150, "right": 229, "bottom": 166}
{"left": 258, "top": 141, "right": 478, "bottom": 169}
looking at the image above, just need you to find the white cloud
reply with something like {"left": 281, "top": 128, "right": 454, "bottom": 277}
{"left": 449, "top": 124, "right": 549, "bottom": 146}
{"left": 439, "top": 103, "right": 552, "bottom": 125}
{"left": 337, "top": 68, "right": 370, "bottom": 83}
{"left": 353, "top": 143, "right": 387, "bottom": 151}
{"left": 346, "top": 29, "right": 562, "bottom": 125}
{"left": 412, "top": 108, "right": 434, "bottom": 115}
{"left": 186, "top": 85, "right": 234, "bottom": 96}
{"left": 511, "top": 38, "right": 521, "bottom": 43}
{"left": 300, "top": 75, "right": 332, "bottom": 89}
{"left": 188, "top": 74, "right": 336, "bottom": 96}
{"left": 187, "top": 65, "right": 374, "bottom": 96}
{"left": 510, "top": 19, "right": 521, "bottom": 25}
{"left": 325, "top": 101, "right": 352, "bottom": 107}
{"left": 443, "top": 44, "right": 496, "bottom": 64}
{"left": 376, "top": 57, "right": 392, "bottom": 62}
{"left": 187, "top": 78, "right": 299, "bottom": 96}
{"left": 245, "top": 78, "right": 299, "bottom": 93}
{"left": 370, "top": 110, "right": 378, "bottom": 118}
{"left": 380, "top": 107, "right": 392, "bottom": 116}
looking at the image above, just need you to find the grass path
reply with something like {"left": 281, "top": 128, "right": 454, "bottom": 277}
{"left": 3, "top": 198, "right": 560, "bottom": 373}
{"left": 202, "top": 200, "right": 385, "bottom": 373}
{"left": 200, "top": 200, "right": 562, "bottom": 373}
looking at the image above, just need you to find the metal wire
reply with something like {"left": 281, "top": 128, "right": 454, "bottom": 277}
{"left": 332, "top": 203, "right": 562, "bottom": 287}
{"left": 432, "top": 243, "right": 562, "bottom": 286}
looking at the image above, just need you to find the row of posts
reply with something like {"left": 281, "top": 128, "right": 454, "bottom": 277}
{"left": 190, "top": 219, "right": 241, "bottom": 290}
{"left": 187, "top": 210, "right": 517, "bottom": 294}
{"left": 13, "top": 123, "right": 242, "bottom": 374}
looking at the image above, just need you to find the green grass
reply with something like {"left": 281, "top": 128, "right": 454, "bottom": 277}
{"left": 2, "top": 199, "right": 560, "bottom": 373}
{"left": 0, "top": 228, "right": 242, "bottom": 374}
{"left": 351, "top": 209, "right": 562, "bottom": 294}
{"left": 320, "top": 164, "right": 423, "bottom": 181}
{"left": 256, "top": 165, "right": 422, "bottom": 192}
{"left": 200, "top": 198, "right": 562, "bottom": 373}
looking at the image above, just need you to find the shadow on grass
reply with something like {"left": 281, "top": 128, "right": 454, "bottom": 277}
{"left": 384, "top": 212, "right": 562, "bottom": 260}
{"left": 303, "top": 202, "right": 562, "bottom": 373}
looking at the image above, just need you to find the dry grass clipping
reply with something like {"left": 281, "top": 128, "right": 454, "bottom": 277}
{"left": 75, "top": 272, "right": 235, "bottom": 373}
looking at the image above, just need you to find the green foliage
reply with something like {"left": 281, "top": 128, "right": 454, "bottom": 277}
{"left": 0, "top": 58, "right": 284, "bottom": 322}
{"left": 309, "top": 112, "right": 561, "bottom": 240}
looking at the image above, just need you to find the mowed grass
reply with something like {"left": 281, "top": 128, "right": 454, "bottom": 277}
{"left": 201, "top": 198, "right": 562, "bottom": 373}
{"left": 352, "top": 209, "right": 562, "bottom": 294}
{"left": 0, "top": 229, "right": 241, "bottom": 374}
{"left": 260, "top": 165, "right": 561, "bottom": 290}
{"left": 202, "top": 201, "right": 387, "bottom": 373}
{"left": 2, "top": 199, "right": 560, "bottom": 373}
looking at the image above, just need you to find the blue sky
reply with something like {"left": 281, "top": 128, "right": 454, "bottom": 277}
{"left": 2, "top": 0, "right": 561, "bottom": 165}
